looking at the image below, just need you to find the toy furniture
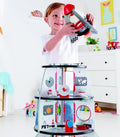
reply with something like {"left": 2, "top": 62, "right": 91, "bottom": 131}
{"left": 0, "top": 85, "right": 7, "bottom": 116}
{"left": 34, "top": 64, "right": 99, "bottom": 137}
{"left": 78, "top": 49, "right": 120, "bottom": 114}
{"left": 0, "top": 85, "right": 3, "bottom": 116}
{"left": 0, "top": 72, "right": 14, "bottom": 116}
{"left": 0, "top": 85, "right": 8, "bottom": 116}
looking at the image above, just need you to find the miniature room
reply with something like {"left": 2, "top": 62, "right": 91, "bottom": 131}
{"left": 0, "top": 0, "right": 120, "bottom": 137}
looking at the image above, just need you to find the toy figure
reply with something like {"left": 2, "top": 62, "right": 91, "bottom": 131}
{"left": 24, "top": 100, "right": 36, "bottom": 116}
{"left": 106, "top": 41, "right": 120, "bottom": 50}
{"left": 24, "top": 102, "right": 29, "bottom": 116}
{"left": 95, "top": 103, "right": 102, "bottom": 113}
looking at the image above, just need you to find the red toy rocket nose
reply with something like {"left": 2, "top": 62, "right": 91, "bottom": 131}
{"left": 64, "top": 4, "right": 75, "bottom": 15}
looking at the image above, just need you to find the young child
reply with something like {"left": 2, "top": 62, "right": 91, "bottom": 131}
{"left": 39, "top": 2, "right": 94, "bottom": 65}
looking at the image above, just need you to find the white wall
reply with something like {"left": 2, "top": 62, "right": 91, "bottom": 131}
{"left": 0, "top": 0, "right": 78, "bottom": 111}
{"left": 1, "top": 0, "right": 48, "bottom": 110}
{"left": 79, "top": 0, "right": 120, "bottom": 50}
{"left": 0, "top": 0, "right": 119, "bottom": 111}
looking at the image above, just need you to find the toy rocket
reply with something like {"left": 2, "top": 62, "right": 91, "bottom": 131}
{"left": 64, "top": 4, "right": 98, "bottom": 43}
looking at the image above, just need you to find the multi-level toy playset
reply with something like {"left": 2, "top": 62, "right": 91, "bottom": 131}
{"left": 34, "top": 64, "right": 99, "bottom": 137}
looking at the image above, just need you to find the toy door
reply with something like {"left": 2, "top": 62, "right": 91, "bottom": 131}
{"left": 74, "top": 99, "right": 95, "bottom": 130}
{"left": 39, "top": 100, "right": 56, "bottom": 130}
{"left": 41, "top": 68, "right": 57, "bottom": 97}
{"left": 73, "top": 67, "right": 92, "bottom": 96}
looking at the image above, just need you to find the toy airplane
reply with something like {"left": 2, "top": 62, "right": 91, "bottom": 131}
{"left": 64, "top": 4, "right": 98, "bottom": 43}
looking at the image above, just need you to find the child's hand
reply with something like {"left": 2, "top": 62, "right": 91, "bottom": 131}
{"left": 84, "top": 14, "right": 95, "bottom": 38}
{"left": 59, "top": 23, "right": 79, "bottom": 36}
{"left": 31, "top": 10, "right": 43, "bottom": 17}
{"left": 86, "top": 13, "right": 94, "bottom": 25}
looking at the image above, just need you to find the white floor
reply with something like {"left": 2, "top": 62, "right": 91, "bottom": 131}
{"left": 0, "top": 110, "right": 120, "bottom": 137}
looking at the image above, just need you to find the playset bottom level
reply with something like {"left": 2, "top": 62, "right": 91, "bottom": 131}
{"left": 34, "top": 64, "right": 99, "bottom": 137}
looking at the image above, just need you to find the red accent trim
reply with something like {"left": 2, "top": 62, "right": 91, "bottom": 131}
{"left": 73, "top": 72, "right": 75, "bottom": 93}
{"left": 65, "top": 119, "right": 73, "bottom": 132}
{"left": 75, "top": 21, "right": 84, "bottom": 29}
{"left": 57, "top": 94, "right": 69, "bottom": 98}
{"left": 76, "top": 125, "right": 87, "bottom": 130}
{"left": 73, "top": 102, "right": 75, "bottom": 123}
{"left": 64, "top": 4, "right": 75, "bottom": 15}
{"left": 55, "top": 103, "right": 57, "bottom": 123}
{"left": 55, "top": 72, "right": 57, "bottom": 93}
{"left": 63, "top": 106, "right": 65, "bottom": 113}
{"left": 84, "top": 30, "right": 91, "bottom": 36}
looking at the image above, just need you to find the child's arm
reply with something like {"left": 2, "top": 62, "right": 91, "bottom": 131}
{"left": 43, "top": 23, "right": 79, "bottom": 52}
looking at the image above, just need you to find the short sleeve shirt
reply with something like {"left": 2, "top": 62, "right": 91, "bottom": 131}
{"left": 40, "top": 34, "right": 86, "bottom": 65}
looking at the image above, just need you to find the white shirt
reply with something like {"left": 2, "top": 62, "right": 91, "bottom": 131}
{"left": 40, "top": 34, "right": 86, "bottom": 65}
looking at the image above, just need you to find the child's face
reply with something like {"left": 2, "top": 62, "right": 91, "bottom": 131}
{"left": 45, "top": 6, "right": 65, "bottom": 34}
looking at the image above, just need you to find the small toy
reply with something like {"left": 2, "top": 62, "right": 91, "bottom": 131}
{"left": 64, "top": 4, "right": 97, "bottom": 43}
{"left": 106, "top": 31, "right": 120, "bottom": 49}
{"left": 31, "top": 10, "right": 43, "bottom": 17}
{"left": 95, "top": 103, "right": 102, "bottom": 113}
{"left": 24, "top": 100, "right": 36, "bottom": 116}
{"left": 106, "top": 41, "right": 120, "bottom": 50}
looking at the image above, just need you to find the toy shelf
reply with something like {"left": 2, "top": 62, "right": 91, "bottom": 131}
{"left": 35, "top": 95, "right": 93, "bottom": 101}
{"left": 42, "top": 64, "right": 86, "bottom": 68}
{"left": 34, "top": 64, "right": 99, "bottom": 137}
{"left": 34, "top": 126, "right": 94, "bottom": 136}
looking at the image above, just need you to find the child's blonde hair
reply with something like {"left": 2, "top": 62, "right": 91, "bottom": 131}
{"left": 45, "top": 2, "right": 65, "bottom": 17}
